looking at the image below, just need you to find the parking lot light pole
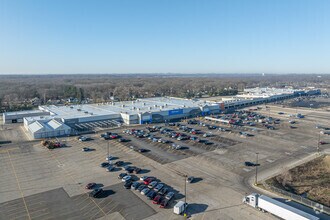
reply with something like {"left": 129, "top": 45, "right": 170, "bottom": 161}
{"left": 255, "top": 152, "right": 259, "bottom": 186}
{"left": 317, "top": 132, "right": 320, "bottom": 154}
{"left": 184, "top": 175, "right": 187, "bottom": 217}
{"left": 107, "top": 142, "right": 109, "bottom": 157}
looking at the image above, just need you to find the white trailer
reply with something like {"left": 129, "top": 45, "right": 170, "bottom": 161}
{"left": 243, "top": 193, "right": 319, "bottom": 220}
{"left": 173, "top": 201, "right": 187, "bottom": 215}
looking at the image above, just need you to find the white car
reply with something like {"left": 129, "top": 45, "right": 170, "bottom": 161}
{"left": 122, "top": 175, "right": 132, "bottom": 182}
{"left": 140, "top": 176, "right": 149, "bottom": 181}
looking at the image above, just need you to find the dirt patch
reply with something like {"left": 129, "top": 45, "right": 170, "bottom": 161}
{"left": 267, "top": 155, "right": 330, "bottom": 207}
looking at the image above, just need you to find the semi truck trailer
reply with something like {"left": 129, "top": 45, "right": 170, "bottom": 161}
{"left": 243, "top": 193, "right": 319, "bottom": 220}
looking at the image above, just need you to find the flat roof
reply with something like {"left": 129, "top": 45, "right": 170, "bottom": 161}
{"left": 40, "top": 97, "right": 216, "bottom": 119}
{"left": 3, "top": 109, "right": 46, "bottom": 116}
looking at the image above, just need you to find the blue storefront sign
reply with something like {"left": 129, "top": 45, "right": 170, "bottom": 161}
{"left": 168, "top": 109, "right": 183, "bottom": 116}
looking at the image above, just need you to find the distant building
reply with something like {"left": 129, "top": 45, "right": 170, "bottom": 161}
{"left": 2, "top": 87, "right": 321, "bottom": 139}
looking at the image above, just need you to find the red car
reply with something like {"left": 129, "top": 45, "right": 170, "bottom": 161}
{"left": 110, "top": 134, "right": 118, "bottom": 139}
{"left": 144, "top": 177, "right": 155, "bottom": 185}
{"left": 152, "top": 195, "right": 162, "bottom": 204}
{"left": 85, "top": 182, "right": 96, "bottom": 189}
{"left": 319, "top": 141, "right": 327, "bottom": 145}
{"left": 159, "top": 198, "right": 169, "bottom": 208}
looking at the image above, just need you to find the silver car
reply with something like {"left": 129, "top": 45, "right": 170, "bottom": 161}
{"left": 141, "top": 188, "right": 150, "bottom": 195}
{"left": 154, "top": 183, "right": 164, "bottom": 192}
{"left": 165, "top": 191, "right": 175, "bottom": 200}
{"left": 148, "top": 181, "right": 158, "bottom": 189}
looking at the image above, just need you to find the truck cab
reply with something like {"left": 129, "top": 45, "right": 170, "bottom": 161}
{"left": 242, "top": 193, "right": 258, "bottom": 208}
{"left": 173, "top": 201, "right": 188, "bottom": 215}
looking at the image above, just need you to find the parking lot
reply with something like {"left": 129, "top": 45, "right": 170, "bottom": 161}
{"left": 1, "top": 105, "right": 329, "bottom": 219}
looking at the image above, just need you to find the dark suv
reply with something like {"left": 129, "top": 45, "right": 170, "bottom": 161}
{"left": 89, "top": 188, "right": 103, "bottom": 198}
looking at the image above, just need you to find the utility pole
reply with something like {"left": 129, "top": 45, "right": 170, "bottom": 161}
{"left": 255, "top": 152, "right": 259, "bottom": 186}
{"left": 317, "top": 132, "right": 320, "bottom": 154}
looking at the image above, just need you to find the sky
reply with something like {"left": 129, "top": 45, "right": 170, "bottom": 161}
{"left": 0, "top": 0, "right": 330, "bottom": 74}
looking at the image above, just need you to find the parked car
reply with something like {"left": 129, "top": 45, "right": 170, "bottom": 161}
{"left": 82, "top": 147, "right": 93, "bottom": 152}
{"left": 133, "top": 167, "right": 141, "bottom": 174}
{"left": 137, "top": 184, "right": 146, "bottom": 192}
{"left": 124, "top": 180, "right": 133, "bottom": 189}
{"left": 85, "top": 182, "right": 96, "bottom": 189}
{"left": 140, "top": 176, "right": 149, "bottom": 181}
{"left": 141, "top": 188, "right": 150, "bottom": 195}
{"left": 154, "top": 183, "right": 164, "bottom": 192}
{"left": 106, "top": 155, "right": 114, "bottom": 161}
{"left": 118, "top": 138, "right": 128, "bottom": 142}
{"left": 122, "top": 175, "right": 132, "bottom": 182}
{"left": 118, "top": 173, "right": 127, "bottom": 179}
{"left": 165, "top": 192, "right": 175, "bottom": 200}
{"left": 159, "top": 198, "right": 169, "bottom": 208}
{"left": 187, "top": 176, "right": 194, "bottom": 183}
{"left": 106, "top": 165, "right": 115, "bottom": 172}
{"left": 78, "top": 136, "right": 91, "bottom": 141}
{"left": 144, "top": 177, "right": 156, "bottom": 185}
{"left": 100, "top": 162, "right": 110, "bottom": 168}
{"left": 148, "top": 181, "right": 158, "bottom": 189}
{"left": 131, "top": 181, "right": 141, "bottom": 190}
{"left": 158, "top": 187, "right": 168, "bottom": 196}
{"left": 152, "top": 195, "right": 163, "bottom": 204}
{"left": 319, "top": 141, "right": 327, "bottom": 145}
{"left": 138, "top": 148, "right": 148, "bottom": 153}
{"left": 244, "top": 161, "right": 260, "bottom": 167}
{"left": 114, "top": 161, "right": 124, "bottom": 166}
{"left": 147, "top": 190, "right": 157, "bottom": 200}
{"left": 89, "top": 188, "right": 103, "bottom": 198}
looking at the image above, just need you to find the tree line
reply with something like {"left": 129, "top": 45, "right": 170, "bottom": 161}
{"left": 0, "top": 73, "right": 328, "bottom": 112}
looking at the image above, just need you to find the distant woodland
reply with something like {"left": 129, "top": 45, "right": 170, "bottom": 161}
{"left": 0, "top": 74, "right": 328, "bottom": 112}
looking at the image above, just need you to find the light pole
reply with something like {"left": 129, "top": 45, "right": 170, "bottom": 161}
{"left": 107, "top": 141, "right": 109, "bottom": 157}
{"left": 184, "top": 175, "right": 187, "bottom": 217}
{"left": 255, "top": 152, "right": 259, "bottom": 186}
{"left": 317, "top": 132, "right": 320, "bottom": 154}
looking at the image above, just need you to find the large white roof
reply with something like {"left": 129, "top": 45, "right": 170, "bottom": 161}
{"left": 39, "top": 97, "right": 216, "bottom": 119}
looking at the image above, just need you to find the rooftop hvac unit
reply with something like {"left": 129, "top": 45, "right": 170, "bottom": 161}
{"left": 84, "top": 111, "right": 88, "bottom": 114}
{"left": 143, "top": 103, "right": 146, "bottom": 106}
{"left": 154, "top": 105, "right": 157, "bottom": 107}
{"left": 77, "top": 109, "right": 81, "bottom": 111}
{"left": 90, "top": 113, "right": 93, "bottom": 115}
{"left": 165, "top": 103, "right": 168, "bottom": 106}
{"left": 149, "top": 107, "right": 152, "bottom": 110}
{"left": 122, "top": 104, "right": 125, "bottom": 108}
{"left": 137, "top": 108, "right": 140, "bottom": 111}
{"left": 70, "top": 106, "right": 74, "bottom": 109}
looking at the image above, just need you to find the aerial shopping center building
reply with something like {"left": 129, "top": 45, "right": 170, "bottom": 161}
{"left": 2, "top": 87, "right": 320, "bottom": 139}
